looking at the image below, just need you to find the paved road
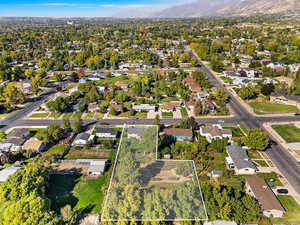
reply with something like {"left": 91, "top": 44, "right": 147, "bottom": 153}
{"left": 0, "top": 81, "right": 67, "bottom": 130}
{"left": 188, "top": 47, "right": 300, "bottom": 195}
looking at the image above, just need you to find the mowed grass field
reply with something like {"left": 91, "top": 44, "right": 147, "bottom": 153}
{"left": 273, "top": 195, "right": 300, "bottom": 224}
{"left": 47, "top": 174, "right": 108, "bottom": 214}
{"left": 249, "top": 101, "right": 299, "bottom": 114}
{"left": 272, "top": 124, "right": 300, "bottom": 143}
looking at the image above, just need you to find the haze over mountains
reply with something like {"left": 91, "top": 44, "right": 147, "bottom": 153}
{"left": 151, "top": 0, "right": 300, "bottom": 18}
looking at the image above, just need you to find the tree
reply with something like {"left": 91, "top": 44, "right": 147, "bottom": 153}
{"left": 243, "top": 128, "right": 269, "bottom": 151}
{"left": 36, "top": 124, "right": 63, "bottom": 144}
{"left": 261, "top": 83, "right": 274, "bottom": 96}
{"left": 62, "top": 117, "right": 71, "bottom": 130}
{"left": 212, "top": 88, "right": 228, "bottom": 106}
{"left": 0, "top": 130, "right": 6, "bottom": 140}
{"left": 3, "top": 83, "right": 26, "bottom": 108}
{"left": 238, "top": 86, "right": 257, "bottom": 100}
{"left": 71, "top": 116, "right": 83, "bottom": 133}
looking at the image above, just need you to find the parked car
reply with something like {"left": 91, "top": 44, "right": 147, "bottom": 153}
{"left": 99, "top": 122, "right": 109, "bottom": 126}
{"left": 277, "top": 189, "right": 288, "bottom": 194}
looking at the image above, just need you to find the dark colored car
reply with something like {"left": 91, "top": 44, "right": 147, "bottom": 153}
{"left": 277, "top": 189, "right": 288, "bottom": 194}
{"left": 295, "top": 113, "right": 300, "bottom": 116}
{"left": 99, "top": 122, "right": 109, "bottom": 126}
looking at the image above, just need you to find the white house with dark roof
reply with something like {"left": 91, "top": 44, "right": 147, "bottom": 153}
{"left": 72, "top": 133, "right": 94, "bottom": 146}
{"left": 226, "top": 143, "right": 257, "bottom": 175}
{"left": 94, "top": 127, "right": 118, "bottom": 138}
{"left": 200, "top": 124, "right": 232, "bottom": 143}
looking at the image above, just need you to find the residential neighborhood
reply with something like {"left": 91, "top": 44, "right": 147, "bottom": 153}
{"left": 0, "top": 9, "right": 300, "bottom": 225}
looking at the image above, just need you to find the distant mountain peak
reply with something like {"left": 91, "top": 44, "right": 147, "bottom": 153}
{"left": 151, "top": 0, "right": 300, "bottom": 18}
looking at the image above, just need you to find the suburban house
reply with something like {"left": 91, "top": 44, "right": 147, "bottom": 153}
{"left": 246, "top": 176, "right": 285, "bottom": 218}
{"left": 127, "top": 127, "right": 144, "bottom": 139}
{"left": 200, "top": 124, "right": 232, "bottom": 142}
{"left": 132, "top": 104, "right": 156, "bottom": 112}
{"left": 22, "top": 138, "right": 45, "bottom": 152}
{"left": 87, "top": 159, "right": 107, "bottom": 176}
{"left": 7, "top": 128, "right": 31, "bottom": 140}
{"left": 185, "top": 101, "right": 195, "bottom": 112}
{"left": 270, "top": 94, "right": 299, "bottom": 106}
{"left": 184, "top": 77, "right": 202, "bottom": 93}
{"left": 88, "top": 102, "right": 100, "bottom": 112}
{"left": 114, "top": 81, "right": 129, "bottom": 90}
{"left": 226, "top": 143, "right": 257, "bottom": 175}
{"left": 4, "top": 138, "right": 26, "bottom": 151}
{"left": 94, "top": 127, "right": 118, "bottom": 138}
{"left": 163, "top": 128, "right": 193, "bottom": 142}
{"left": 0, "top": 166, "right": 21, "bottom": 183}
{"left": 160, "top": 101, "right": 181, "bottom": 113}
{"left": 72, "top": 133, "right": 94, "bottom": 146}
{"left": 196, "top": 91, "right": 209, "bottom": 101}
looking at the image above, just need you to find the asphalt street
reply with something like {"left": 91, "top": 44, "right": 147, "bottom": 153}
{"left": 188, "top": 47, "right": 300, "bottom": 196}
{"left": 1, "top": 61, "right": 300, "bottom": 195}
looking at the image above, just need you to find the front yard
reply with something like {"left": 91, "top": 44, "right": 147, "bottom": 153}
{"left": 272, "top": 124, "right": 300, "bottom": 143}
{"left": 272, "top": 195, "right": 300, "bottom": 224}
{"left": 249, "top": 101, "right": 299, "bottom": 114}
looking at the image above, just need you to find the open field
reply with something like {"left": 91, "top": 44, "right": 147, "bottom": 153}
{"left": 47, "top": 174, "right": 107, "bottom": 214}
{"left": 272, "top": 124, "right": 300, "bottom": 143}
{"left": 249, "top": 101, "right": 299, "bottom": 114}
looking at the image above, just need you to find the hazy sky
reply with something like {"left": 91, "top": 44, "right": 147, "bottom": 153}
{"left": 1, "top": 0, "right": 194, "bottom": 17}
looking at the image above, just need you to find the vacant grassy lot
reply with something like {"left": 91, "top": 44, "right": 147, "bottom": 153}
{"left": 47, "top": 174, "right": 107, "bottom": 214}
{"left": 249, "top": 101, "right": 299, "bottom": 114}
{"left": 272, "top": 124, "right": 300, "bottom": 143}
{"left": 273, "top": 195, "right": 300, "bottom": 224}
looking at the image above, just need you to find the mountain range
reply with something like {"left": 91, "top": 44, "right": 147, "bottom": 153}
{"left": 151, "top": 0, "right": 300, "bottom": 18}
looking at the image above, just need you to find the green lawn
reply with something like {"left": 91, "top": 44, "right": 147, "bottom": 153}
{"left": 160, "top": 97, "right": 180, "bottom": 103}
{"left": 135, "top": 112, "right": 147, "bottom": 118}
{"left": 162, "top": 112, "right": 173, "bottom": 118}
{"left": 249, "top": 101, "right": 299, "bottom": 114}
{"left": 47, "top": 174, "right": 107, "bottom": 214}
{"left": 272, "top": 124, "right": 300, "bottom": 143}
{"left": 258, "top": 172, "right": 284, "bottom": 187}
{"left": 180, "top": 108, "right": 188, "bottom": 118}
{"left": 29, "top": 113, "right": 49, "bottom": 118}
{"left": 222, "top": 126, "right": 244, "bottom": 137}
{"left": 272, "top": 195, "right": 300, "bottom": 224}
{"left": 46, "top": 145, "right": 68, "bottom": 155}
{"left": 253, "top": 159, "right": 269, "bottom": 167}
{"left": 63, "top": 113, "right": 74, "bottom": 118}
{"left": 49, "top": 112, "right": 62, "bottom": 118}
{"left": 220, "top": 76, "right": 233, "bottom": 84}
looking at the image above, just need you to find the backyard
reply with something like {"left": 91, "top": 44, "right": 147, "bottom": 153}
{"left": 47, "top": 174, "right": 108, "bottom": 214}
{"left": 272, "top": 124, "right": 300, "bottom": 143}
{"left": 249, "top": 101, "right": 299, "bottom": 114}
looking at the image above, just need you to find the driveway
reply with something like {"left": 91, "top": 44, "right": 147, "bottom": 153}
{"left": 173, "top": 109, "right": 182, "bottom": 119}
{"left": 147, "top": 110, "right": 159, "bottom": 119}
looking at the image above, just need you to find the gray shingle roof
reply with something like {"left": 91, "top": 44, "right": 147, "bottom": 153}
{"left": 226, "top": 144, "right": 256, "bottom": 170}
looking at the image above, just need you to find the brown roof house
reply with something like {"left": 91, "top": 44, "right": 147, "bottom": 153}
{"left": 246, "top": 176, "right": 285, "bottom": 218}
{"left": 114, "top": 81, "right": 129, "bottom": 90}
{"left": 160, "top": 101, "right": 181, "bottom": 113}
{"left": 200, "top": 124, "right": 232, "bottom": 142}
{"left": 184, "top": 77, "right": 202, "bottom": 93}
{"left": 22, "top": 138, "right": 45, "bottom": 153}
{"left": 163, "top": 128, "right": 193, "bottom": 142}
